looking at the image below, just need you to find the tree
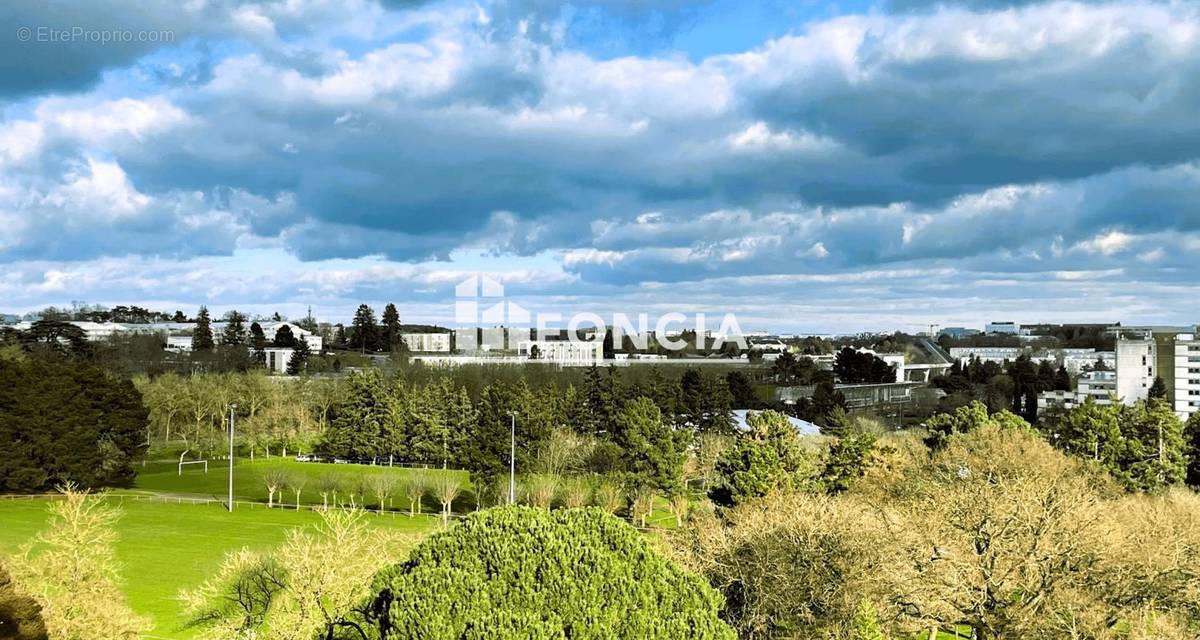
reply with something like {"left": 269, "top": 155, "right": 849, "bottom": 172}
{"left": 356, "top": 507, "right": 736, "bottom": 639}
{"left": 612, "top": 397, "right": 686, "bottom": 494}
{"left": 221, "top": 311, "right": 247, "bottom": 346}
{"left": 285, "top": 337, "right": 310, "bottom": 375}
{"left": 263, "top": 469, "right": 287, "bottom": 508}
{"left": 1186, "top": 412, "right": 1200, "bottom": 487}
{"left": 708, "top": 410, "right": 816, "bottom": 507}
{"left": 272, "top": 324, "right": 297, "bottom": 348}
{"left": 833, "top": 347, "right": 896, "bottom": 384}
{"left": 0, "top": 359, "right": 147, "bottom": 492}
{"left": 0, "top": 562, "right": 48, "bottom": 640}
{"left": 380, "top": 303, "right": 401, "bottom": 352}
{"left": 1149, "top": 375, "right": 1169, "bottom": 400}
{"left": 725, "top": 370, "right": 757, "bottom": 408}
{"left": 403, "top": 471, "right": 427, "bottom": 517}
{"left": 249, "top": 322, "right": 267, "bottom": 364}
{"left": 182, "top": 508, "right": 400, "bottom": 640}
{"left": 10, "top": 486, "right": 148, "bottom": 639}
{"left": 349, "top": 304, "right": 378, "bottom": 354}
{"left": 192, "top": 306, "right": 214, "bottom": 351}
{"left": 429, "top": 473, "right": 462, "bottom": 526}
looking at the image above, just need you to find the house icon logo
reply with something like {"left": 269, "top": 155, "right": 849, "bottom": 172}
{"left": 454, "top": 275, "right": 530, "bottom": 326}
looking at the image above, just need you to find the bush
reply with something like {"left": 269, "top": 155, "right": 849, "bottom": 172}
{"left": 359, "top": 506, "right": 735, "bottom": 639}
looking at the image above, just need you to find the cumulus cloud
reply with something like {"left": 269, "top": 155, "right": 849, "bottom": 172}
{"left": 3, "top": 0, "right": 1200, "bottom": 328}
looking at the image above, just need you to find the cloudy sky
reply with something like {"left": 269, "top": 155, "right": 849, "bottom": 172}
{"left": 2, "top": 0, "right": 1199, "bottom": 333}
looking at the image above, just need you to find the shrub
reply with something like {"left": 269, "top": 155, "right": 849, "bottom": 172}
{"left": 359, "top": 506, "right": 735, "bottom": 639}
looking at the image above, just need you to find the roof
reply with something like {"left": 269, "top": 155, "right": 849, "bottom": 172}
{"left": 731, "top": 410, "right": 821, "bottom": 437}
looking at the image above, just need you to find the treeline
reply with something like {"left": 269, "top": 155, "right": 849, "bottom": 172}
{"left": 931, "top": 354, "right": 1072, "bottom": 421}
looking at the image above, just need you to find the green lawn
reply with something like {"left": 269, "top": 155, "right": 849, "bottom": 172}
{"left": 0, "top": 496, "right": 437, "bottom": 639}
{"left": 134, "top": 457, "right": 472, "bottom": 513}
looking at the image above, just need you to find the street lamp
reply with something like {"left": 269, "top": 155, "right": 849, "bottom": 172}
{"left": 508, "top": 411, "right": 517, "bottom": 505}
{"left": 228, "top": 403, "right": 237, "bottom": 513}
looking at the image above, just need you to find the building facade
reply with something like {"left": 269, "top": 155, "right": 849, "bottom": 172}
{"left": 400, "top": 332, "right": 451, "bottom": 352}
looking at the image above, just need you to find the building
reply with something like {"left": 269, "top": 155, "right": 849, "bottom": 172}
{"left": 517, "top": 339, "right": 604, "bottom": 365}
{"left": 1061, "top": 349, "right": 1116, "bottom": 374}
{"left": 1077, "top": 370, "right": 1117, "bottom": 405}
{"left": 939, "top": 327, "right": 981, "bottom": 339}
{"left": 1037, "top": 389, "right": 1079, "bottom": 413}
{"left": 986, "top": 321, "right": 1020, "bottom": 335}
{"left": 1171, "top": 334, "right": 1200, "bottom": 421}
{"left": 262, "top": 347, "right": 295, "bottom": 374}
{"left": 1115, "top": 338, "right": 1157, "bottom": 405}
{"left": 12, "top": 320, "right": 129, "bottom": 341}
{"left": 400, "top": 332, "right": 451, "bottom": 353}
{"left": 1115, "top": 332, "right": 1200, "bottom": 421}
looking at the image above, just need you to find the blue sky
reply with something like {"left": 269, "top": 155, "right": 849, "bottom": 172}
{"left": 2, "top": 0, "right": 1199, "bottom": 333}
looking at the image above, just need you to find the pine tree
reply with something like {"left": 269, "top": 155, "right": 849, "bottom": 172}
{"left": 221, "top": 311, "right": 247, "bottom": 346}
{"left": 191, "top": 307, "right": 214, "bottom": 351}
{"left": 286, "top": 338, "right": 311, "bottom": 375}
{"left": 381, "top": 303, "right": 401, "bottom": 352}
{"left": 1149, "top": 375, "right": 1169, "bottom": 400}
{"left": 350, "top": 305, "right": 378, "bottom": 353}
{"left": 249, "top": 322, "right": 267, "bottom": 364}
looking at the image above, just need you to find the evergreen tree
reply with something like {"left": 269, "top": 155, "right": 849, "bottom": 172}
{"left": 1149, "top": 376, "right": 1169, "bottom": 400}
{"left": 349, "top": 304, "right": 378, "bottom": 353}
{"left": 380, "top": 303, "right": 401, "bottom": 352}
{"left": 725, "top": 371, "right": 758, "bottom": 409}
{"left": 286, "top": 337, "right": 310, "bottom": 375}
{"left": 272, "top": 324, "right": 297, "bottom": 348}
{"left": 612, "top": 397, "right": 686, "bottom": 493}
{"left": 333, "top": 323, "right": 347, "bottom": 348}
{"left": 191, "top": 307, "right": 214, "bottom": 352}
{"left": 220, "top": 311, "right": 247, "bottom": 346}
{"left": 172, "top": 310, "right": 186, "bottom": 322}
{"left": 249, "top": 322, "right": 267, "bottom": 365}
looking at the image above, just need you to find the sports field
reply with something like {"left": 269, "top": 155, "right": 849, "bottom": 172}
{"left": 0, "top": 496, "right": 437, "bottom": 639}
{"left": 134, "top": 456, "right": 471, "bottom": 512}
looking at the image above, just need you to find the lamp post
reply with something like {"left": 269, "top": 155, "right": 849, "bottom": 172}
{"left": 228, "top": 403, "right": 237, "bottom": 513}
{"left": 508, "top": 412, "right": 516, "bottom": 505}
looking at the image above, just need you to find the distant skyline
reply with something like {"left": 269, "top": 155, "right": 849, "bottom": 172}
{"left": 3, "top": 0, "right": 1200, "bottom": 332}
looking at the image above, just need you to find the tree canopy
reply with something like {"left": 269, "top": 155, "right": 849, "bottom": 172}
{"left": 358, "top": 506, "right": 736, "bottom": 639}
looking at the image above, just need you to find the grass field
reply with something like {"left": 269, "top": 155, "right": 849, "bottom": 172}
{"left": 135, "top": 456, "right": 472, "bottom": 513}
{"left": 0, "top": 496, "right": 438, "bottom": 639}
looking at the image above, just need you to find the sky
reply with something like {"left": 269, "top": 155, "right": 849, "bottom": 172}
{"left": 2, "top": 0, "right": 1199, "bottom": 333}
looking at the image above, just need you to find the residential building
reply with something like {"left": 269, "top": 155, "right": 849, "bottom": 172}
{"left": 1171, "top": 334, "right": 1200, "bottom": 421}
{"left": 400, "top": 332, "right": 451, "bottom": 352}
{"left": 1115, "top": 337, "right": 1156, "bottom": 405}
{"left": 1077, "top": 370, "right": 1117, "bottom": 405}
{"left": 1038, "top": 390, "right": 1079, "bottom": 413}
{"left": 262, "top": 347, "right": 295, "bottom": 374}
{"left": 12, "top": 320, "right": 129, "bottom": 341}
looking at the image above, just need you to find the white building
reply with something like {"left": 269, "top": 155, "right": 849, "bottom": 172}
{"left": 12, "top": 320, "right": 129, "bottom": 341}
{"left": 1077, "top": 370, "right": 1117, "bottom": 405}
{"left": 518, "top": 339, "right": 604, "bottom": 365}
{"left": 1115, "top": 338, "right": 1156, "bottom": 406}
{"left": 1172, "top": 334, "right": 1200, "bottom": 421}
{"left": 400, "top": 332, "right": 451, "bottom": 353}
{"left": 262, "top": 347, "right": 295, "bottom": 374}
{"left": 986, "top": 321, "right": 1020, "bottom": 334}
{"left": 1061, "top": 350, "right": 1116, "bottom": 374}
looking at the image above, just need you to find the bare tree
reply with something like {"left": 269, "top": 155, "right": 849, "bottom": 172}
{"left": 262, "top": 469, "right": 288, "bottom": 508}
{"left": 404, "top": 471, "right": 428, "bottom": 517}
{"left": 429, "top": 473, "right": 463, "bottom": 527}
{"left": 592, "top": 477, "right": 623, "bottom": 514}
{"left": 286, "top": 472, "right": 308, "bottom": 511}
{"left": 369, "top": 472, "right": 399, "bottom": 513}
{"left": 521, "top": 474, "right": 559, "bottom": 510}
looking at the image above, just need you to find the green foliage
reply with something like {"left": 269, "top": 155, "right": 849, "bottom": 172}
{"left": 923, "top": 400, "right": 1030, "bottom": 449}
{"left": 285, "top": 337, "right": 310, "bottom": 375}
{"left": 1186, "top": 412, "right": 1200, "bottom": 487}
{"left": 1047, "top": 398, "right": 1188, "bottom": 492}
{"left": 359, "top": 507, "right": 736, "bottom": 639}
{"left": 708, "top": 410, "right": 815, "bottom": 507}
{"left": 191, "top": 306, "right": 214, "bottom": 351}
{"left": 612, "top": 397, "right": 687, "bottom": 493}
{"left": 852, "top": 600, "right": 888, "bottom": 640}
{"left": 833, "top": 347, "right": 896, "bottom": 384}
{"left": 0, "top": 358, "right": 147, "bottom": 492}
{"left": 1149, "top": 375, "right": 1169, "bottom": 400}
{"left": 820, "top": 431, "right": 878, "bottom": 494}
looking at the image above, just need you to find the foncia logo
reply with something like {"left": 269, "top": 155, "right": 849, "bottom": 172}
{"left": 452, "top": 274, "right": 748, "bottom": 354}
{"left": 454, "top": 275, "right": 529, "bottom": 325}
